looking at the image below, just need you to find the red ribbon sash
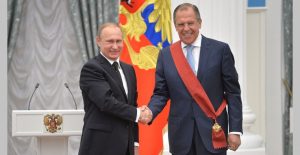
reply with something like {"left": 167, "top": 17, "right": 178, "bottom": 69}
{"left": 170, "top": 41, "right": 227, "bottom": 149}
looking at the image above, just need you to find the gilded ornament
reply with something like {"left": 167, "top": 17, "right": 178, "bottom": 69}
{"left": 43, "top": 114, "right": 63, "bottom": 133}
{"left": 212, "top": 122, "right": 222, "bottom": 132}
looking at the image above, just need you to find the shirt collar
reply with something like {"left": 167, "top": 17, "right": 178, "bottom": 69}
{"left": 100, "top": 51, "right": 120, "bottom": 65}
{"left": 181, "top": 33, "right": 202, "bottom": 49}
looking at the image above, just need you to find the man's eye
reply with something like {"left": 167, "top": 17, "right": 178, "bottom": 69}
{"left": 188, "top": 22, "right": 194, "bottom": 26}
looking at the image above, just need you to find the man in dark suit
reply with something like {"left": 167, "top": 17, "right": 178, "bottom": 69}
{"left": 143, "top": 3, "right": 243, "bottom": 155}
{"left": 78, "top": 23, "right": 150, "bottom": 155}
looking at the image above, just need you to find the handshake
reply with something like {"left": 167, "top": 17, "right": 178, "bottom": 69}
{"left": 138, "top": 105, "right": 153, "bottom": 124}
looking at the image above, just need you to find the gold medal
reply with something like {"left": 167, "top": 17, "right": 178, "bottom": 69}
{"left": 212, "top": 122, "right": 222, "bottom": 132}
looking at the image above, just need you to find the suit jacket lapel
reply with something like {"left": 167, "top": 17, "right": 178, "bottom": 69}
{"left": 197, "top": 35, "right": 211, "bottom": 82}
{"left": 97, "top": 54, "right": 116, "bottom": 80}
{"left": 120, "top": 62, "right": 132, "bottom": 102}
{"left": 96, "top": 54, "right": 128, "bottom": 100}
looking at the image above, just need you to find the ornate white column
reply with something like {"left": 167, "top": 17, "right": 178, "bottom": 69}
{"left": 163, "top": 0, "right": 265, "bottom": 154}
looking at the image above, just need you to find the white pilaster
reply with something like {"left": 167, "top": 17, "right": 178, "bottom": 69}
{"left": 265, "top": 0, "right": 284, "bottom": 155}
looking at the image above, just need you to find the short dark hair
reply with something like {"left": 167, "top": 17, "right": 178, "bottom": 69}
{"left": 173, "top": 3, "right": 202, "bottom": 24}
{"left": 97, "top": 23, "right": 122, "bottom": 37}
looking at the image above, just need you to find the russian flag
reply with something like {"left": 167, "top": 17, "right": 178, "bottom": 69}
{"left": 119, "top": 0, "right": 172, "bottom": 154}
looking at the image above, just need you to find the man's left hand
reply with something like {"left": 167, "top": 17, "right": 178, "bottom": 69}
{"left": 227, "top": 134, "right": 241, "bottom": 151}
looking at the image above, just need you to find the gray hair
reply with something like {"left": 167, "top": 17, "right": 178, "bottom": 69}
{"left": 97, "top": 22, "right": 122, "bottom": 37}
{"left": 173, "top": 3, "right": 202, "bottom": 24}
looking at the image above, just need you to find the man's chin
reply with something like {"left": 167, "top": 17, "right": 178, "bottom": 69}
{"left": 181, "top": 37, "right": 194, "bottom": 44}
{"left": 182, "top": 40, "right": 193, "bottom": 45}
{"left": 110, "top": 55, "right": 120, "bottom": 60}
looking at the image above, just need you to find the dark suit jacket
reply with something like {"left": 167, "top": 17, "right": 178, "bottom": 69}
{"left": 148, "top": 35, "right": 243, "bottom": 154}
{"left": 78, "top": 54, "right": 138, "bottom": 155}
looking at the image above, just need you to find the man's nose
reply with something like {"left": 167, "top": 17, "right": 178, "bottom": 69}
{"left": 183, "top": 24, "right": 190, "bottom": 30}
{"left": 112, "top": 42, "right": 118, "bottom": 49}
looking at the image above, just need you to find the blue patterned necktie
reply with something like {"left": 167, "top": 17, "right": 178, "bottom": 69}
{"left": 186, "top": 45, "right": 196, "bottom": 74}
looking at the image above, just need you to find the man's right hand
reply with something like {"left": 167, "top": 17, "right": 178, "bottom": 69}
{"left": 138, "top": 106, "right": 152, "bottom": 124}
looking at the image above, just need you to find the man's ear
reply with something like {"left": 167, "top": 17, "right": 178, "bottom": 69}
{"left": 96, "top": 36, "right": 101, "bottom": 46}
{"left": 198, "top": 19, "right": 202, "bottom": 28}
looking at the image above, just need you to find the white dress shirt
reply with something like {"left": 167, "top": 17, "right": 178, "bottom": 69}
{"left": 181, "top": 34, "right": 202, "bottom": 74}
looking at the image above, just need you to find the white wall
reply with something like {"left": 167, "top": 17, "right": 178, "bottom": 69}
{"left": 265, "top": 0, "right": 284, "bottom": 154}
{"left": 0, "top": 0, "right": 8, "bottom": 154}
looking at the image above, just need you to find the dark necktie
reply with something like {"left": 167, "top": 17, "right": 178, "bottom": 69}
{"left": 112, "top": 62, "right": 124, "bottom": 90}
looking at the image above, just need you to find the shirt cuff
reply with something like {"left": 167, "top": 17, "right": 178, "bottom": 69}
{"left": 134, "top": 142, "right": 139, "bottom": 147}
{"left": 229, "top": 132, "right": 242, "bottom": 136}
{"left": 135, "top": 108, "right": 140, "bottom": 122}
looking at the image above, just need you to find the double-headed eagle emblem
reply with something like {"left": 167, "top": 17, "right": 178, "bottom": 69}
{"left": 120, "top": 0, "right": 172, "bottom": 70}
{"left": 43, "top": 114, "right": 63, "bottom": 133}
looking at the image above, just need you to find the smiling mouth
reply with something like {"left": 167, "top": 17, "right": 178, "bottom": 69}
{"left": 110, "top": 50, "right": 120, "bottom": 53}
{"left": 183, "top": 35, "right": 193, "bottom": 40}
{"left": 183, "top": 32, "right": 193, "bottom": 37}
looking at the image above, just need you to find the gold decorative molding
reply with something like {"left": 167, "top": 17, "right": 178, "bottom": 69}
{"left": 43, "top": 114, "right": 63, "bottom": 133}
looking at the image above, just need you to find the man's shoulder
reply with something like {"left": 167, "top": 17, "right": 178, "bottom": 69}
{"left": 81, "top": 55, "right": 105, "bottom": 71}
{"left": 161, "top": 45, "right": 172, "bottom": 53}
{"left": 84, "top": 56, "right": 100, "bottom": 66}
{"left": 203, "top": 36, "right": 228, "bottom": 46}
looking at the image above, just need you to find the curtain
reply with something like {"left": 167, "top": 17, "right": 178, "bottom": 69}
{"left": 7, "top": 0, "right": 24, "bottom": 68}
{"left": 8, "top": 0, "right": 84, "bottom": 154}
{"left": 68, "top": 0, "right": 120, "bottom": 62}
{"left": 8, "top": 0, "right": 120, "bottom": 154}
